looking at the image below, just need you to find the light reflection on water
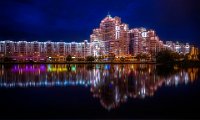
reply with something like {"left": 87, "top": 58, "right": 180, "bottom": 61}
{"left": 0, "top": 64, "right": 199, "bottom": 110}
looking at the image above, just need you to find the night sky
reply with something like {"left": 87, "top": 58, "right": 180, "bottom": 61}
{"left": 0, "top": 0, "right": 200, "bottom": 46}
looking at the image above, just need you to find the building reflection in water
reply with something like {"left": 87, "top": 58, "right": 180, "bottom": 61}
{"left": 0, "top": 64, "right": 199, "bottom": 110}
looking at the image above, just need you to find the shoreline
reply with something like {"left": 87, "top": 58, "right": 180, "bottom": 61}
{"left": 0, "top": 61, "right": 156, "bottom": 64}
{"left": 0, "top": 61, "right": 199, "bottom": 68}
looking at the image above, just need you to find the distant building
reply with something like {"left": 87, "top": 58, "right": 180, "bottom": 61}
{"left": 165, "top": 41, "right": 190, "bottom": 55}
{"left": 0, "top": 14, "right": 193, "bottom": 62}
{"left": 189, "top": 46, "right": 199, "bottom": 60}
{"left": 0, "top": 40, "right": 91, "bottom": 62}
{"left": 90, "top": 14, "right": 130, "bottom": 57}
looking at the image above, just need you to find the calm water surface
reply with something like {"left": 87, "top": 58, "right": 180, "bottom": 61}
{"left": 0, "top": 64, "right": 200, "bottom": 119}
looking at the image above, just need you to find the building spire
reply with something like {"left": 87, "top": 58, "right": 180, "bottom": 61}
{"left": 107, "top": 11, "right": 111, "bottom": 18}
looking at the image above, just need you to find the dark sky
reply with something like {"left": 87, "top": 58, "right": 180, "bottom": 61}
{"left": 0, "top": 0, "right": 200, "bottom": 46}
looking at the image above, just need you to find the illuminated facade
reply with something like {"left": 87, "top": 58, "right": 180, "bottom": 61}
{"left": 129, "top": 28, "right": 149, "bottom": 55}
{"left": 90, "top": 14, "right": 190, "bottom": 58}
{"left": 90, "top": 14, "right": 130, "bottom": 57}
{"left": 129, "top": 28, "right": 165, "bottom": 56}
{"left": 0, "top": 40, "right": 91, "bottom": 62}
{"left": 165, "top": 41, "right": 190, "bottom": 55}
{"left": 0, "top": 15, "right": 194, "bottom": 61}
{"left": 188, "top": 45, "right": 199, "bottom": 60}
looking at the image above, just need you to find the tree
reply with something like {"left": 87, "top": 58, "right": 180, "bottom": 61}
{"left": 179, "top": 53, "right": 185, "bottom": 61}
{"left": 108, "top": 53, "right": 115, "bottom": 61}
{"left": 198, "top": 52, "right": 200, "bottom": 61}
{"left": 135, "top": 53, "right": 149, "bottom": 61}
{"left": 97, "top": 56, "right": 103, "bottom": 61}
{"left": 66, "top": 55, "right": 72, "bottom": 61}
{"left": 77, "top": 58, "right": 85, "bottom": 61}
{"left": 135, "top": 54, "right": 141, "bottom": 61}
{"left": 171, "top": 52, "right": 181, "bottom": 61}
{"left": 4, "top": 57, "right": 13, "bottom": 62}
{"left": 141, "top": 53, "right": 149, "bottom": 61}
{"left": 184, "top": 53, "right": 190, "bottom": 61}
{"left": 120, "top": 57, "right": 125, "bottom": 61}
{"left": 86, "top": 56, "right": 95, "bottom": 62}
{"left": 156, "top": 50, "right": 175, "bottom": 64}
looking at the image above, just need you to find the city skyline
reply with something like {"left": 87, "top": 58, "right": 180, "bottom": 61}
{"left": 0, "top": 14, "right": 195, "bottom": 62}
{"left": 1, "top": 1, "right": 200, "bottom": 118}
{"left": 0, "top": 0, "right": 200, "bottom": 47}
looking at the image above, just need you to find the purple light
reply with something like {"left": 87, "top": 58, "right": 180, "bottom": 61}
{"left": 40, "top": 65, "right": 46, "bottom": 70}
{"left": 11, "top": 65, "right": 47, "bottom": 72}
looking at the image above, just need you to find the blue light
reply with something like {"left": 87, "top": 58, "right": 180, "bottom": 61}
{"left": 104, "top": 64, "right": 110, "bottom": 70}
{"left": 109, "top": 83, "right": 113, "bottom": 88}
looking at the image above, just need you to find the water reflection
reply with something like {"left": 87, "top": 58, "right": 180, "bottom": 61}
{"left": 0, "top": 64, "right": 199, "bottom": 110}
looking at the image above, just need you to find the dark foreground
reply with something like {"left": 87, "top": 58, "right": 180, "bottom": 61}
{"left": 0, "top": 64, "right": 200, "bottom": 119}
{"left": 1, "top": 85, "right": 200, "bottom": 119}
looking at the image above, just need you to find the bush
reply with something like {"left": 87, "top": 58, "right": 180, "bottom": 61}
{"left": 135, "top": 53, "right": 149, "bottom": 61}
{"left": 198, "top": 53, "right": 200, "bottom": 61}
{"left": 66, "top": 55, "right": 72, "bottom": 61}
{"left": 4, "top": 57, "right": 13, "bottom": 62}
{"left": 156, "top": 50, "right": 175, "bottom": 64}
{"left": 120, "top": 57, "right": 125, "bottom": 61}
{"left": 86, "top": 56, "right": 95, "bottom": 62}
{"left": 97, "top": 56, "right": 103, "bottom": 61}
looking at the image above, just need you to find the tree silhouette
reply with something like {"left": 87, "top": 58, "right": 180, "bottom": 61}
{"left": 66, "top": 55, "right": 73, "bottom": 61}
{"left": 86, "top": 56, "right": 95, "bottom": 62}
{"left": 156, "top": 50, "right": 175, "bottom": 64}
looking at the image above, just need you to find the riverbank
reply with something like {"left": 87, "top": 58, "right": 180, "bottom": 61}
{"left": 0, "top": 61, "right": 156, "bottom": 64}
